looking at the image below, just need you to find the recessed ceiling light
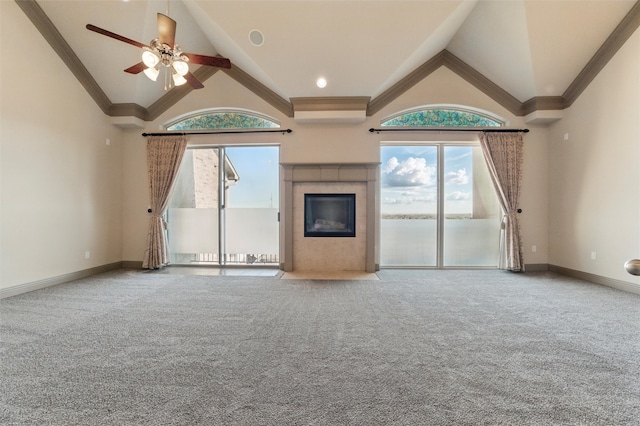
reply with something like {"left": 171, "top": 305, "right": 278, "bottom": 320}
{"left": 249, "top": 29, "right": 264, "bottom": 47}
{"left": 316, "top": 77, "right": 327, "bottom": 88}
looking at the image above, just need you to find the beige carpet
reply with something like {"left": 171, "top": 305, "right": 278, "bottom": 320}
{"left": 281, "top": 270, "right": 379, "bottom": 280}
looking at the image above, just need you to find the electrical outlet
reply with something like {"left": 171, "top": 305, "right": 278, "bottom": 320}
{"left": 106, "top": 138, "right": 111, "bottom": 146}
{"left": 564, "top": 133, "right": 569, "bottom": 141}
{"left": 591, "top": 251, "right": 597, "bottom": 260}
{"left": 531, "top": 245, "right": 537, "bottom": 253}
{"left": 85, "top": 251, "right": 91, "bottom": 259}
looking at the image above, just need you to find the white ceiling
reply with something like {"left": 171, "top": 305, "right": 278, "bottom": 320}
{"left": 36, "top": 0, "right": 637, "bottom": 109}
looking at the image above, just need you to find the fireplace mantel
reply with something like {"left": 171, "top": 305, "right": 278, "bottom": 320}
{"left": 281, "top": 163, "right": 379, "bottom": 273}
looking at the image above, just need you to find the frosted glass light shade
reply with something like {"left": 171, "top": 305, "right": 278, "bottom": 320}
{"left": 172, "top": 73, "right": 187, "bottom": 86}
{"left": 142, "top": 50, "right": 160, "bottom": 68}
{"left": 172, "top": 60, "right": 189, "bottom": 76}
{"left": 143, "top": 67, "right": 159, "bottom": 81}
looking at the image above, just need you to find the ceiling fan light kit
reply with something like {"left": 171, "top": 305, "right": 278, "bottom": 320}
{"left": 86, "top": 13, "right": 231, "bottom": 90}
{"left": 142, "top": 39, "right": 191, "bottom": 89}
{"left": 172, "top": 72, "right": 187, "bottom": 87}
{"left": 143, "top": 66, "right": 160, "bottom": 82}
{"left": 141, "top": 48, "right": 160, "bottom": 68}
{"left": 172, "top": 59, "right": 189, "bottom": 76}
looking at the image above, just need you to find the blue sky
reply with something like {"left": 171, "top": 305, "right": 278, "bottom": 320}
{"left": 226, "top": 146, "right": 279, "bottom": 208}
{"left": 224, "top": 145, "right": 477, "bottom": 214}
{"left": 381, "top": 145, "right": 474, "bottom": 215}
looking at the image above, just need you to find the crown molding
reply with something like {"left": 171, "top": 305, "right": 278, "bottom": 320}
{"left": 15, "top": 0, "right": 112, "bottom": 114}
{"left": 368, "top": 0, "right": 640, "bottom": 119}
{"left": 14, "top": 0, "right": 292, "bottom": 121}
{"left": 367, "top": 51, "right": 447, "bottom": 116}
{"left": 146, "top": 66, "right": 220, "bottom": 121}
{"left": 291, "top": 97, "right": 371, "bottom": 112}
{"left": 442, "top": 51, "right": 524, "bottom": 116}
{"left": 522, "top": 96, "right": 565, "bottom": 116}
{"left": 563, "top": 0, "right": 640, "bottom": 107}
{"left": 110, "top": 67, "right": 220, "bottom": 122}
{"left": 367, "top": 50, "right": 523, "bottom": 117}
{"left": 109, "top": 103, "right": 148, "bottom": 120}
{"left": 291, "top": 97, "right": 370, "bottom": 123}
{"left": 223, "top": 66, "right": 294, "bottom": 117}
{"left": 17, "top": 0, "right": 640, "bottom": 124}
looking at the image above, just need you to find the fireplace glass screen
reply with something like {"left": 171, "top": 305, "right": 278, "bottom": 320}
{"left": 304, "top": 193, "right": 356, "bottom": 237}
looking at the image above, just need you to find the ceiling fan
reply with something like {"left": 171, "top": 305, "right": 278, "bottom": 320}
{"left": 86, "top": 13, "right": 231, "bottom": 90}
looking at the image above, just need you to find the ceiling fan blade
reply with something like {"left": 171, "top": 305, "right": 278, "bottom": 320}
{"left": 183, "top": 53, "right": 231, "bottom": 69}
{"left": 157, "top": 13, "right": 176, "bottom": 49}
{"left": 124, "top": 62, "right": 147, "bottom": 74}
{"left": 86, "top": 24, "right": 146, "bottom": 49}
{"left": 184, "top": 72, "right": 205, "bottom": 89}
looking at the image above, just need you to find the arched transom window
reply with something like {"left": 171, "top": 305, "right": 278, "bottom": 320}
{"left": 166, "top": 109, "right": 281, "bottom": 131}
{"left": 381, "top": 105, "right": 504, "bottom": 128}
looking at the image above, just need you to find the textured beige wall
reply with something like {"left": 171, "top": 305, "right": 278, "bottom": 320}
{"left": 1, "top": 1, "right": 123, "bottom": 289}
{"left": 0, "top": 0, "right": 552, "bottom": 284}
{"left": 4, "top": 0, "right": 638, "bottom": 291}
{"left": 122, "top": 67, "right": 551, "bottom": 268}
{"left": 548, "top": 29, "right": 640, "bottom": 286}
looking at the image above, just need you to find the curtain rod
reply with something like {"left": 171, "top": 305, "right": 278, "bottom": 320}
{"left": 142, "top": 129, "right": 293, "bottom": 137}
{"left": 369, "top": 128, "right": 529, "bottom": 134}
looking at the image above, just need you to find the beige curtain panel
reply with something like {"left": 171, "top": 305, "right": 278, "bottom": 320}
{"left": 142, "top": 135, "right": 187, "bottom": 269}
{"left": 479, "top": 132, "right": 524, "bottom": 272}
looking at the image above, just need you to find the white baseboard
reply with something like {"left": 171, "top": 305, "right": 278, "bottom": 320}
{"left": 1, "top": 262, "right": 125, "bottom": 299}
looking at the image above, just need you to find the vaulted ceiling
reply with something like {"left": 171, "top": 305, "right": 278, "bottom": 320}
{"left": 17, "top": 0, "right": 640, "bottom": 121}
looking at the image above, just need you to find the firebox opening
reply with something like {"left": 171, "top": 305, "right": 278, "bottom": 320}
{"left": 304, "top": 193, "right": 356, "bottom": 237}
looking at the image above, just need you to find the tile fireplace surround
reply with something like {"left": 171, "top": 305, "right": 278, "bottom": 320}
{"left": 281, "top": 163, "right": 379, "bottom": 273}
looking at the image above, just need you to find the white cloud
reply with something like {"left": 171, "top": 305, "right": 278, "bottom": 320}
{"left": 382, "top": 157, "right": 435, "bottom": 187}
{"left": 445, "top": 168, "right": 468, "bottom": 185}
{"left": 383, "top": 157, "right": 399, "bottom": 174}
{"left": 446, "top": 191, "right": 470, "bottom": 201}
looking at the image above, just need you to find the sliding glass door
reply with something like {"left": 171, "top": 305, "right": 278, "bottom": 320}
{"left": 223, "top": 147, "right": 279, "bottom": 265}
{"left": 166, "top": 146, "right": 279, "bottom": 266}
{"left": 380, "top": 146, "right": 439, "bottom": 266}
{"left": 381, "top": 144, "right": 501, "bottom": 267}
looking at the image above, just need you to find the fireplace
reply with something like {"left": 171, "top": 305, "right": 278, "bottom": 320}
{"left": 304, "top": 193, "right": 356, "bottom": 237}
{"left": 281, "top": 163, "right": 380, "bottom": 272}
